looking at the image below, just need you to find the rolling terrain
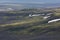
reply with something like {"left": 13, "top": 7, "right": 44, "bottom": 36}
{"left": 0, "top": 8, "right": 60, "bottom": 40}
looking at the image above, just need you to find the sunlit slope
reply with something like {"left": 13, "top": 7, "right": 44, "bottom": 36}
{"left": 0, "top": 16, "right": 43, "bottom": 27}
{"left": 2, "top": 19, "right": 60, "bottom": 35}
{"left": 0, "top": 15, "right": 60, "bottom": 35}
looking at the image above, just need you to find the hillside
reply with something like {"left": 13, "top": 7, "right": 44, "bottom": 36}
{"left": 0, "top": 8, "right": 60, "bottom": 40}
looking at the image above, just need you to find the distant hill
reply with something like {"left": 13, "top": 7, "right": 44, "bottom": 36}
{"left": 0, "top": 3, "right": 60, "bottom": 11}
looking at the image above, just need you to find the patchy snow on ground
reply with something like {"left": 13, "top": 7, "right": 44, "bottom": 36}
{"left": 48, "top": 19, "right": 60, "bottom": 23}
